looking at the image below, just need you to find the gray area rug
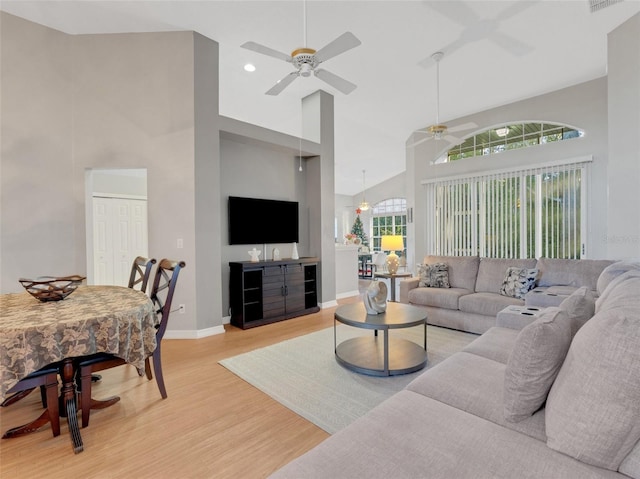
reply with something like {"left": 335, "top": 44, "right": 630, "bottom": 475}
{"left": 219, "top": 324, "right": 478, "bottom": 434}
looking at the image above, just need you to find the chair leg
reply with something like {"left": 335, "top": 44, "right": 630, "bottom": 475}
{"left": 145, "top": 357, "right": 153, "bottom": 380}
{"left": 44, "top": 378, "right": 60, "bottom": 437}
{"left": 151, "top": 349, "right": 167, "bottom": 399}
{"left": 80, "top": 366, "right": 92, "bottom": 428}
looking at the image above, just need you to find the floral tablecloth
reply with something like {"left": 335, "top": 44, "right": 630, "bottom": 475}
{"left": 0, "top": 285, "right": 157, "bottom": 398}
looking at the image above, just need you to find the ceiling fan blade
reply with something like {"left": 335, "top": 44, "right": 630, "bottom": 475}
{"left": 407, "top": 136, "right": 431, "bottom": 148}
{"left": 314, "top": 32, "right": 361, "bottom": 62}
{"left": 443, "top": 134, "right": 464, "bottom": 145}
{"left": 241, "top": 41, "right": 291, "bottom": 63}
{"left": 314, "top": 69, "right": 357, "bottom": 95}
{"left": 448, "top": 122, "right": 478, "bottom": 133}
{"left": 493, "top": 1, "right": 535, "bottom": 22}
{"left": 424, "top": 1, "right": 480, "bottom": 27}
{"left": 265, "top": 72, "right": 299, "bottom": 95}
{"left": 488, "top": 31, "right": 534, "bottom": 56}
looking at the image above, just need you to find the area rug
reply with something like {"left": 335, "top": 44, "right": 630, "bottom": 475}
{"left": 219, "top": 324, "right": 478, "bottom": 434}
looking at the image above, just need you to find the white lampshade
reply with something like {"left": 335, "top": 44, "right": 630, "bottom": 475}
{"left": 381, "top": 235, "right": 404, "bottom": 274}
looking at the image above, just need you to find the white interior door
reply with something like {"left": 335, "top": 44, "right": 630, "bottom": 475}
{"left": 93, "top": 196, "right": 148, "bottom": 286}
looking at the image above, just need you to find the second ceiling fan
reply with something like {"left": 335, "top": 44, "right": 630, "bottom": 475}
{"left": 241, "top": 2, "right": 361, "bottom": 96}
{"left": 411, "top": 51, "right": 477, "bottom": 148}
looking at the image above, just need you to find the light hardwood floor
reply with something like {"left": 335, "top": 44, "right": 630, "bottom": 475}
{"left": 0, "top": 294, "right": 363, "bottom": 478}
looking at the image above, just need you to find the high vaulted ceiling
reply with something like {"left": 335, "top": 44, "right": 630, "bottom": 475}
{"left": 2, "top": 1, "right": 639, "bottom": 195}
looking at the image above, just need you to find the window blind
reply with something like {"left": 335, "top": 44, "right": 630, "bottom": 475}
{"left": 424, "top": 159, "right": 589, "bottom": 259}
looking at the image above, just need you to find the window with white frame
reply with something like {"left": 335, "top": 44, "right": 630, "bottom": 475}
{"left": 423, "top": 158, "right": 589, "bottom": 259}
{"left": 371, "top": 198, "right": 407, "bottom": 253}
{"left": 436, "top": 122, "right": 585, "bottom": 164}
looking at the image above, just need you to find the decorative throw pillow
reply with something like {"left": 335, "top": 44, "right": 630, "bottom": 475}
{"left": 546, "top": 307, "right": 640, "bottom": 470}
{"left": 500, "top": 267, "right": 538, "bottom": 299}
{"left": 417, "top": 263, "right": 450, "bottom": 288}
{"left": 558, "top": 286, "right": 595, "bottom": 338}
{"left": 503, "top": 307, "right": 572, "bottom": 423}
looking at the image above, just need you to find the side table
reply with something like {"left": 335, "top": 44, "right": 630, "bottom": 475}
{"left": 373, "top": 272, "right": 412, "bottom": 302}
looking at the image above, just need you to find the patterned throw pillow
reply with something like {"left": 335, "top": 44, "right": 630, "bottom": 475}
{"left": 417, "top": 263, "right": 450, "bottom": 288}
{"left": 500, "top": 267, "right": 538, "bottom": 299}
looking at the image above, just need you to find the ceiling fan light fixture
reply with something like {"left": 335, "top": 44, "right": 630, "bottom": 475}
{"left": 359, "top": 170, "right": 370, "bottom": 211}
{"left": 428, "top": 124, "right": 448, "bottom": 140}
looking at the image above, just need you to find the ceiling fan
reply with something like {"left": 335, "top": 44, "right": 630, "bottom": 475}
{"left": 241, "top": 2, "right": 361, "bottom": 96}
{"left": 410, "top": 51, "right": 477, "bottom": 148}
{"left": 417, "top": 2, "right": 534, "bottom": 69}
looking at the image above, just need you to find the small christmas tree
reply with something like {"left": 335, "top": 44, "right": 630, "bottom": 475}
{"left": 351, "top": 214, "right": 369, "bottom": 246}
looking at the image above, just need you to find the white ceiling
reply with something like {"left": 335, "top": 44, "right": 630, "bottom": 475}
{"left": 2, "top": 1, "right": 639, "bottom": 195}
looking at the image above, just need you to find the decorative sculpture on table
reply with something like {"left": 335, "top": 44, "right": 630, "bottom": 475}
{"left": 248, "top": 248, "right": 261, "bottom": 262}
{"left": 291, "top": 242, "right": 299, "bottom": 260}
{"left": 363, "top": 280, "right": 388, "bottom": 314}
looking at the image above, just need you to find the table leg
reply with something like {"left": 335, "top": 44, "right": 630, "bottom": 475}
{"left": 59, "top": 358, "right": 83, "bottom": 453}
{"left": 383, "top": 330, "right": 389, "bottom": 375}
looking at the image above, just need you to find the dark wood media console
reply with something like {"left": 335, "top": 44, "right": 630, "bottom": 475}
{"left": 229, "top": 257, "right": 320, "bottom": 329}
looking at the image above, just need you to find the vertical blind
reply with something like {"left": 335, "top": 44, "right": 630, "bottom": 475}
{"left": 424, "top": 159, "right": 589, "bottom": 259}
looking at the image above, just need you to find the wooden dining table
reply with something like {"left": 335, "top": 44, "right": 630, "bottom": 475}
{"left": 0, "top": 285, "right": 157, "bottom": 453}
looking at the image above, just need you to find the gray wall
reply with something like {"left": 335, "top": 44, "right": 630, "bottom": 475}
{"left": 607, "top": 13, "right": 640, "bottom": 259}
{"left": 407, "top": 77, "right": 611, "bottom": 263}
{"left": 1, "top": 13, "right": 201, "bottom": 334}
{"left": 1, "top": 13, "right": 74, "bottom": 291}
{"left": 219, "top": 135, "right": 311, "bottom": 317}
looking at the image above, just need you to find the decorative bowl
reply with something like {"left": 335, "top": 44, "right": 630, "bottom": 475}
{"left": 19, "top": 275, "right": 86, "bottom": 302}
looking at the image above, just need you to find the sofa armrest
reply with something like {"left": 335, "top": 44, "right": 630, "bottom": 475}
{"left": 399, "top": 277, "right": 420, "bottom": 303}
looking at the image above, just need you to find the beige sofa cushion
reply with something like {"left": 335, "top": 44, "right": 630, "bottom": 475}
{"left": 545, "top": 304, "right": 640, "bottom": 470}
{"left": 558, "top": 286, "right": 595, "bottom": 337}
{"left": 536, "top": 257, "right": 614, "bottom": 290}
{"left": 424, "top": 255, "right": 479, "bottom": 292}
{"left": 463, "top": 326, "right": 519, "bottom": 364}
{"left": 407, "top": 287, "right": 470, "bottom": 310}
{"left": 458, "top": 292, "right": 523, "bottom": 317}
{"left": 596, "top": 269, "right": 640, "bottom": 313}
{"left": 407, "top": 352, "right": 547, "bottom": 442}
{"left": 596, "top": 260, "right": 640, "bottom": 295}
{"left": 503, "top": 308, "right": 571, "bottom": 423}
{"left": 475, "top": 258, "right": 537, "bottom": 294}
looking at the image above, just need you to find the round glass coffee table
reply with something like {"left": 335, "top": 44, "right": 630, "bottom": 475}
{"left": 334, "top": 302, "right": 427, "bottom": 376}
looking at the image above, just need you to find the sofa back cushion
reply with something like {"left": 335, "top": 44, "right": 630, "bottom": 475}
{"left": 596, "top": 270, "right": 640, "bottom": 314}
{"left": 596, "top": 261, "right": 640, "bottom": 296}
{"left": 536, "top": 257, "right": 614, "bottom": 291}
{"left": 475, "top": 258, "right": 537, "bottom": 294}
{"left": 558, "top": 286, "right": 595, "bottom": 338}
{"left": 545, "top": 301, "right": 640, "bottom": 470}
{"left": 423, "top": 255, "right": 479, "bottom": 292}
{"left": 503, "top": 308, "right": 571, "bottom": 423}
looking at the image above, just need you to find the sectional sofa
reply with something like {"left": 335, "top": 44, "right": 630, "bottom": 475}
{"left": 272, "top": 262, "right": 640, "bottom": 478}
{"left": 399, "top": 255, "right": 614, "bottom": 334}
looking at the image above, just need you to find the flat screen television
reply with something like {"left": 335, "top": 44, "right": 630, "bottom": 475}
{"left": 228, "top": 196, "right": 299, "bottom": 245}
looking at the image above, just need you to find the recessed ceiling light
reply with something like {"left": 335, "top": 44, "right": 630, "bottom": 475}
{"left": 244, "top": 63, "right": 256, "bottom": 72}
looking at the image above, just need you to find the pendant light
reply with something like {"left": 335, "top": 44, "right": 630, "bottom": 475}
{"left": 359, "top": 170, "right": 370, "bottom": 211}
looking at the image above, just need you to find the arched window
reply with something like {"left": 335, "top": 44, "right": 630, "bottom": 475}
{"left": 371, "top": 198, "right": 407, "bottom": 253}
{"left": 436, "top": 122, "right": 584, "bottom": 164}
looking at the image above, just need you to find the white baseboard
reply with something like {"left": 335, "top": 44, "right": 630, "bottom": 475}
{"left": 164, "top": 324, "right": 225, "bottom": 339}
{"left": 320, "top": 299, "right": 339, "bottom": 308}
{"left": 336, "top": 290, "right": 359, "bottom": 299}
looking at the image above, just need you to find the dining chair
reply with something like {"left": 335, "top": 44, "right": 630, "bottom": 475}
{"left": 128, "top": 256, "right": 156, "bottom": 293}
{"left": 77, "top": 258, "right": 185, "bottom": 427}
{"left": 1, "top": 366, "right": 60, "bottom": 438}
{"left": 88, "top": 256, "right": 156, "bottom": 385}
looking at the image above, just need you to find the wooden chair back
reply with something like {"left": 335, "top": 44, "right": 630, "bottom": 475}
{"left": 128, "top": 256, "right": 157, "bottom": 293}
{"left": 150, "top": 259, "right": 186, "bottom": 342}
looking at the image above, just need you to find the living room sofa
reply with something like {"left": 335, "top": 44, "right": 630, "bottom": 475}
{"left": 399, "top": 255, "right": 615, "bottom": 334}
{"left": 272, "top": 262, "right": 640, "bottom": 479}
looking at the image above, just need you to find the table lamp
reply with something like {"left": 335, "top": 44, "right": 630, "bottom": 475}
{"left": 381, "top": 235, "right": 404, "bottom": 274}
